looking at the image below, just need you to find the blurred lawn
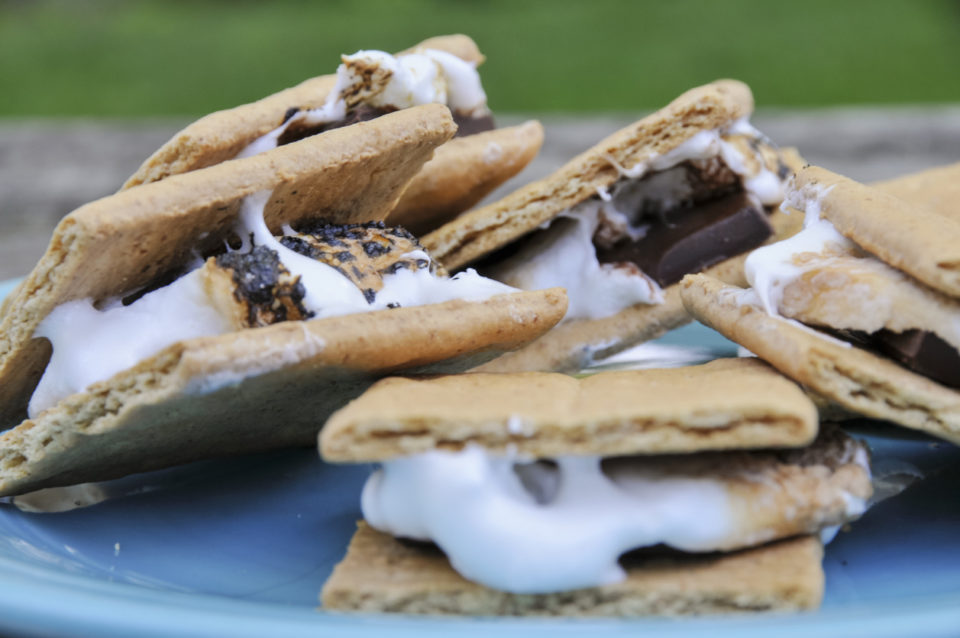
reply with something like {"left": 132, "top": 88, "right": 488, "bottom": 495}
{"left": 1, "top": 0, "right": 959, "bottom": 116}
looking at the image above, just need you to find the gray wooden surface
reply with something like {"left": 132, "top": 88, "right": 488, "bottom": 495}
{"left": 1, "top": 108, "right": 959, "bottom": 280}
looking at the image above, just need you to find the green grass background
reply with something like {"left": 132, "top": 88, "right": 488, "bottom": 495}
{"left": 2, "top": 0, "right": 959, "bottom": 116}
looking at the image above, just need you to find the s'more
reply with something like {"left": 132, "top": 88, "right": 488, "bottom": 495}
{"left": 681, "top": 164, "right": 960, "bottom": 444}
{"left": 123, "top": 35, "right": 543, "bottom": 236}
{"left": 0, "top": 106, "right": 566, "bottom": 496}
{"left": 422, "top": 80, "right": 802, "bottom": 373}
{"left": 320, "top": 358, "right": 872, "bottom": 615}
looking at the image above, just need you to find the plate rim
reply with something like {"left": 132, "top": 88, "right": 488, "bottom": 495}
{"left": 1, "top": 549, "right": 959, "bottom": 638}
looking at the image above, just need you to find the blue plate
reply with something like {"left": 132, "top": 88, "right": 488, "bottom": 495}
{"left": 1, "top": 278, "right": 959, "bottom": 637}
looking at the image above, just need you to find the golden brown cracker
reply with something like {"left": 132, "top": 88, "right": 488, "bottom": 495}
{"left": 778, "top": 146, "right": 807, "bottom": 175}
{"left": 320, "top": 357, "right": 817, "bottom": 463}
{"left": 321, "top": 523, "right": 824, "bottom": 616}
{"left": 387, "top": 121, "right": 544, "bottom": 235}
{"left": 874, "top": 161, "right": 960, "bottom": 224}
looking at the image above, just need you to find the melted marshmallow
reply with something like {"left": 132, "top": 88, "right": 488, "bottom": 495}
{"left": 744, "top": 184, "right": 854, "bottom": 315}
{"left": 488, "top": 208, "right": 661, "bottom": 320}
{"left": 362, "top": 446, "right": 734, "bottom": 594}
{"left": 29, "top": 191, "right": 516, "bottom": 416}
{"left": 29, "top": 270, "right": 232, "bottom": 417}
{"left": 338, "top": 48, "right": 486, "bottom": 114}
{"left": 238, "top": 49, "right": 486, "bottom": 160}
{"left": 492, "top": 123, "right": 783, "bottom": 322}
{"left": 374, "top": 251, "right": 516, "bottom": 308}
{"left": 421, "top": 49, "right": 487, "bottom": 113}
{"left": 363, "top": 438, "right": 872, "bottom": 594}
{"left": 350, "top": 50, "right": 448, "bottom": 110}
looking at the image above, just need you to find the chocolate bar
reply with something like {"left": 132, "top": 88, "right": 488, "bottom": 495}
{"left": 596, "top": 192, "right": 772, "bottom": 288}
{"left": 875, "top": 329, "right": 960, "bottom": 388}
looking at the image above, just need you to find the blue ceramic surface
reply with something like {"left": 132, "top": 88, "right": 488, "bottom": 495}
{"left": 0, "top": 278, "right": 959, "bottom": 637}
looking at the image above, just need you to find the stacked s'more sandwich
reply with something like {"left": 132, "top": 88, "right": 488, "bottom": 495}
{"left": 123, "top": 34, "right": 544, "bottom": 237}
{"left": 0, "top": 104, "right": 567, "bottom": 497}
{"left": 419, "top": 79, "right": 803, "bottom": 373}
{"left": 681, "top": 164, "right": 960, "bottom": 444}
{"left": 320, "top": 358, "right": 873, "bottom": 615}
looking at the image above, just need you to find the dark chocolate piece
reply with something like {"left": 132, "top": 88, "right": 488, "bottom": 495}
{"left": 277, "top": 104, "right": 494, "bottom": 147}
{"left": 595, "top": 192, "right": 772, "bottom": 288}
{"left": 451, "top": 111, "right": 495, "bottom": 137}
{"left": 874, "top": 329, "right": 960, "bottom": 388}
{"left": 277, "top": 105, "right": 397, "bottom": 146}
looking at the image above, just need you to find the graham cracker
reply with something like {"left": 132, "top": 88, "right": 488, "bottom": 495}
{"left": 421, "top": 80, "right": 799, "bottom": 371}
{"left": 321, "top": 523, "right": 824, "bottom": 616}
{"left": 874, "top": 161, "right": 960, "bottom": 224}
{"left": 748, "top": 161, "right": 960, "bottom": 424}
{"left": 680, "top": 274, "right": 960, "bottom": 445}
{"left": 386, "top": 121, "right": 544, "bottom": 235}
{"left": 320, "top": 357, "right": 817, "bottom": 462}
{"left": 779, "top": 146, "right": 807, "bottom": 174}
